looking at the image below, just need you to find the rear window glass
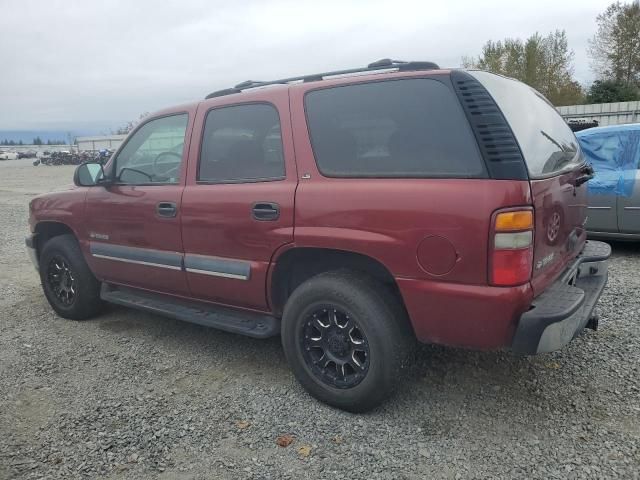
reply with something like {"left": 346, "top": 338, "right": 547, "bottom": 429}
{"left": 304, "top": 79, "right": 485, "bottom": 178}
{"left": 470, "top": 71, "right": 581, "bottom": 178}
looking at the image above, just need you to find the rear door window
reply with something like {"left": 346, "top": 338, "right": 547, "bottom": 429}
{"left": 198, "top": 104, "right": 285, "bottom": 183}
{"left": 304, "top": 79, "right": 485, "bottom": 178}
{"left": 469, "top": 71, "right": 582, "bottom": 178}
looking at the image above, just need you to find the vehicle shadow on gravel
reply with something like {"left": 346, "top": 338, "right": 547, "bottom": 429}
{"left": 91, "top": 304, "right": 538, "bottom": 417}
{"left": 94, "top": 305, "right": 539, "bottom": 419}
{"left": 95, "top": 305, "right": 288, "bottom": 371}
{"left": 401, "top": 343, "right": 535, "bottom": 401}
{"left": 384, "top": 339, "right": 599, "bottom": 422}
{"left": 89, "top": 298, "right": 614, "bottom": 429}
{"left": 95, "top": 305, "right": 536, "bottom": 396}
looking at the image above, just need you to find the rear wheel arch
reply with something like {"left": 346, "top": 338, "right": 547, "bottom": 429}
{"left": 270, "top": 247, "right": 411, "bottom": 325}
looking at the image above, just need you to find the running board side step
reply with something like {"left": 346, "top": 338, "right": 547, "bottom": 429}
{"left": 100, "top": 284, "right": 280, "bottom": 338}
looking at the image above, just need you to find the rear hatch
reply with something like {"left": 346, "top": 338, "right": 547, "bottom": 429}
{"left": 469, "top": 71, "right": 589, "bottom": 296}
{"left": 528, "top": 169, "right": 589, "bottom": 295}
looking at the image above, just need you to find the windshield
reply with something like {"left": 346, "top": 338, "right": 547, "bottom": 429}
{"left": 470, "top": 71, "right": 582, "bottom": 178}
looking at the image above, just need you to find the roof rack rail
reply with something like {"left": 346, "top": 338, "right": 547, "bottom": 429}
{"left": 205, "top": 58, "right": 440, "bottom": 99}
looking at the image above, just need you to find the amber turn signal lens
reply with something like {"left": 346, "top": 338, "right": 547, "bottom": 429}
{"left": 495, "top": 210, "right": 533, "bottom": 231}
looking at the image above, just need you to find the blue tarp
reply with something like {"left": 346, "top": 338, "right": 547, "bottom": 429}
{"left": 576, "top": 124, "right": 640, "bottom": 197}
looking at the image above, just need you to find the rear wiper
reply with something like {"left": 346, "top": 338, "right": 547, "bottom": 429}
{"left": 574, "top": 164, "right": 594, "bottom": 187}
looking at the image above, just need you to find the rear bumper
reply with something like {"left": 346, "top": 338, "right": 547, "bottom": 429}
{"left": 397, "top": 278, "right": 533, "bottom": 349}
{"left": 511, "top": 240, "right": 611, "bottom": 355}
{"left": 25, "top": 234, "right": 39, "bottom": 271}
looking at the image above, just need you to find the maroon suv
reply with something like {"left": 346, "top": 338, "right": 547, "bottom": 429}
{"left": 27, "top": 60, "right": 610, "bottom": 411}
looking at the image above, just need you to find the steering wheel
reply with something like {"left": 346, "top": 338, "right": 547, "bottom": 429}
{"left": 152, "top": 152, "right": 181, "bottom": 180}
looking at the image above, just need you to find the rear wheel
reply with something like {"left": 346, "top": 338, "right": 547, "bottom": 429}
{"left": 39, "top": 234, "right": 103, "bottom": 320}
{"left": 281, "top": 271, "right": 414, "bottom": 412}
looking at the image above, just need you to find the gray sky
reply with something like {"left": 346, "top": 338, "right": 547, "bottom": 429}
{"left": 0, "top": 0, "right": 612, "bottom": 131}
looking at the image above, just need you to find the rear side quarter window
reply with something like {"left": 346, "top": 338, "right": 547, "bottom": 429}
{"left": 304, "top": 79, "right": 486, "bottom": 178}
{"left": 469, "top": 71, "right": 582, "bottom": 178}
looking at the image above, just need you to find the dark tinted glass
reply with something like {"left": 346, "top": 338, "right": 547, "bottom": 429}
{"left": 304, "top": 79, "right": 485, "bottom": 177}
{"left": 199, "top": 104, "right": 285, "bottom": 182}
{"left": 470, "top": 71, "right": 581, "bottom": 177}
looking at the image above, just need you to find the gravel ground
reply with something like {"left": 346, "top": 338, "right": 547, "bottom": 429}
{"left": 0, "top": 160, "right": 638, "bottom": 479}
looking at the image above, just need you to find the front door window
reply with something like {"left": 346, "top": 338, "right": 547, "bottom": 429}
{"left": 113, "top": 114, "right": 188, "bottom": 184}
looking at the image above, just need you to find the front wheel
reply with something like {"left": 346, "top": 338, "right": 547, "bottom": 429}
{"left": 39, "top": 234, "right": 103, "bottom": 320}
{"left": 281, "top": 271, "right": 415, "bottom": 412}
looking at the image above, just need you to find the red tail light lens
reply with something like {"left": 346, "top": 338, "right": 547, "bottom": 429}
{"left": 491, "top": 248, "right": 533, "bottom": 286}
{"left": 490, "top": 208, "right": 534, "bottom": 286}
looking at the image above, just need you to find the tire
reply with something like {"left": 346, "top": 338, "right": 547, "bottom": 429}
{"left": 39, "top": 234, "right": 103, "bottom": 320}
{"left": 281, "top": 270, "right": 415, "bottom": 412}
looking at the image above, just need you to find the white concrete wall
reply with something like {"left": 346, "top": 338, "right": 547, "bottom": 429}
{"left": 76, "top": 135, "right": 126, "bottom": 151}
{"left": 557, "top": 101, "right": 640, "bottom": 127}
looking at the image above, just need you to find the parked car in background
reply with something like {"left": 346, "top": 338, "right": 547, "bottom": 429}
{"left": 0, "top": 150, "right": 19, "bottom": 160}
{"left": 577, "top": 124, "right": 640, "bottom": 239}
{"left": 26, "top": 60, "right": 611, "bottom": 412}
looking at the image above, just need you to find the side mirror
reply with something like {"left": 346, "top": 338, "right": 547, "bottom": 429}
{"left": 74, "top": 161, "right": 108, "bottom": 187}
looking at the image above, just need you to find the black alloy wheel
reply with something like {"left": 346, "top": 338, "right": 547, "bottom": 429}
{"left": 281, "top": 271, "right": 416, "bottom": 412}
{"left": 301, "top": 306, "right": 370, "bottom": 389}
{"left": 39, "top": 234, "right": 103, "bottom": 320}
{"left": 47, "top": 256, "right": 77, "bottom": 306}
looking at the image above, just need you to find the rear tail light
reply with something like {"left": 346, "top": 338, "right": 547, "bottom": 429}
{"left": 490, "top": 209, "right": 534, "bottom": 286}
